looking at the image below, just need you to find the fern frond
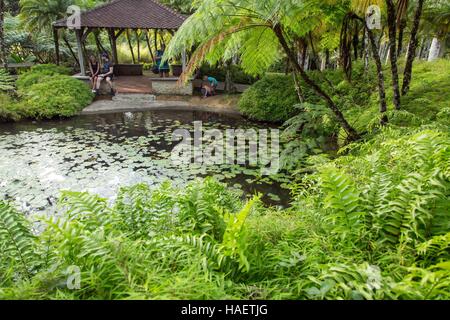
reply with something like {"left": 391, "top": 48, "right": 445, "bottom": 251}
{"left": 0, "top": 202, "right": 36, "bottom": 279}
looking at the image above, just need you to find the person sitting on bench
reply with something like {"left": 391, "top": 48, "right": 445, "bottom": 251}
{"left": 88, "top": 55, "right": 100, "bottom": 93}
{"left": 95, "top": 53, "right": 115, "bottom": 96}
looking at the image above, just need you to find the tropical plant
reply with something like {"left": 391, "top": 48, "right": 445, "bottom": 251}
{"left": 164, "top": 0, "right": 360, "bottom": 140}
{"left": 0, "top": 68, "right": 14, "bottom": 90}
{"left": 424, "top": 0, "right": 450, "bottom": 61}
{"left": 402, "top": 0, "right": 425, "bottom": 96}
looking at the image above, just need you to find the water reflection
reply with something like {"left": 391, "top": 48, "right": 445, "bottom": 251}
{"left": 0, "top": 110, "right": 291, "bottom": 214}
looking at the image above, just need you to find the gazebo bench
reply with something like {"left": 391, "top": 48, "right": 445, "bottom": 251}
{"left": 113, "top": 64, "right": 143, "bottom": 76}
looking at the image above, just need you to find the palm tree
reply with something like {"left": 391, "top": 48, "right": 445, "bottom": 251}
{"left": 0, "top": 0, "right": 7, "bottom": 69}
{"left": 344, "top": 0, "right": 388, "bottom": 124}
{"left": 385, "top": 0, "right": 401, "bottom": 110}
{"left": 424, "top": 0, "right": 450, "bottom": 61}
{"left": 19, "top": 0, "right": 73, "bottom": 32}
{"left": 19, "top": 0, "right": 80, "bottom": 64}
{"left": 402, "top": 0, "right": 425, "bottom": 96}
{"left": 165, "top": 0, "right": 360, "bottom": 141}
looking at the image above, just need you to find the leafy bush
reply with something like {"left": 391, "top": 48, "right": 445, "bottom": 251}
{"left": 0, "top": 94, "right": 22, "bottom": 122}
{"left": 20, "top": 75, "right": 93, "bottom": 119}
{"left": 198, "top": 64, "right": 258, "bottom": 85}
{"left": 238, "top": 74, "right": 300, "bottom": 122}
{"left": 16, "top": 64, "right": 71, "bottom": 90}
{"left": 29, "top": 64, "right": 71, "bottom": 76}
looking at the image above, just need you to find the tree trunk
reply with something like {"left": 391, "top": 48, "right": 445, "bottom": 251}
{"left": 94, "top": 30, "right": 107, "bottom": 56}
{"left": 427, "top": 37, "right": 442, "bottom": 61}
{"left": 145, "top": 31, "right": 155, "bottom": 62}
{"left": 397, "top": 18, "right": 407, "bottom": 56}
{"left": 363, "top": 29, "right": 370, "bottom": 72}
{"left": 325, "top": 49, "right": 330, "bottom": 69}
{"left": 417, "top": 38, "right": 425, "bottom": 59}
{"left": 224, "top": 61, "right": 234, "bottom": 93}
{"left": 292, "top": 72, "right": 305, "bottom": 103}
{"left": 135, "top": 30, "right": 141, "bottom": 63}
{"left": 386, "top": 0, "right": 401, "bottom": 110}
{"left": 353, "top": 14, "right": 388, "bottom": 124}
{"left": 126, "top": 29, "right": 136, "bottom": 64}
{"left": 53, "top": 28, "right": 60, "bottom": 65}
{"left": 273, "top": 24, "right": 360, "bottom": 141}
{"left": 402, "top": 0, "right": 424, "bottom": 96}
{"left": 0, "top": 0, "right": 7, "bottom": 69}
{"left": 62, "top": 34, "right": 80, "bottom": 67}
{"left": 352, "top": 24, "right": 359, "bottom": 60}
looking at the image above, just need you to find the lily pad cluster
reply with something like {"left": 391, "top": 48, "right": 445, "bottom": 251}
{"left": 0, "top": 110, "right": 291, "bottom": 214}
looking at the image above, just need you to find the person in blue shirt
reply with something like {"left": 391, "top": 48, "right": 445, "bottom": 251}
{"left": 155, "top": 44, "right": 170, "bottom": 78}
{"left": 95, "top": 53, "right": 115, "bottom": 96}
{"left": 202, "top": 75, "right": 218, "bottom": 97}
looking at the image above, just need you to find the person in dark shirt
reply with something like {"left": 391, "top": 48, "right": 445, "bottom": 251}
{"left": 95, "top": 53, "right": 115, "bottom": 96}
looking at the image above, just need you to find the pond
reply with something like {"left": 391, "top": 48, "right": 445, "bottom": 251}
{"left": 0, "top": 110, "right": 292, "bottom": 215}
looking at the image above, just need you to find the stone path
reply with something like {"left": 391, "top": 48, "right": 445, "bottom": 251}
{"left": 81, "top": 94, "right": 241, "bottom": 115}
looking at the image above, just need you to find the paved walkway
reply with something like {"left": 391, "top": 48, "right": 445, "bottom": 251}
{"left": 81, "top": 96, "right": 241, "bottom": 115}
{"left": 114, "top": 76, "right": 153, "bottom": 94}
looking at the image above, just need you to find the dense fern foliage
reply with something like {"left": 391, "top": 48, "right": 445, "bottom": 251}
{"left": 1, "top": 125, "right": 448, "bottom": 299}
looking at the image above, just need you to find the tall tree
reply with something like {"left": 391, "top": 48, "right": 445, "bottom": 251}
{"left": 165, "top": 0, "right": 360, "bottom": 140}
{"left": 0, "top": 0, "right": 7, "bottom": 69}
{"left": 424, "top": 1, "right": 450, "bottom": 61}
{"left": 351, "top": 13, "right": 388, "bottom": 124}
{"left": 396, "top": 0, "right": 409, "bottom": 56}
{"left": 385, "top": 0, "right": 402, "bottom": 110}
{"left": 402, "top": 0, "right": 425, "bottom": 96}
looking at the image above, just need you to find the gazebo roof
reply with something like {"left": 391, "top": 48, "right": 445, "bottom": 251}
{"left": 53, "top": 0, "right": 187, "bottom": 30}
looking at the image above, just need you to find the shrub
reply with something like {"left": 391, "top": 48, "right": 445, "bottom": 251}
{"left": 238, "top": 74, "right": 299, "bottom": 122}
{"left": 20, "top": 75, "right": 93, "bottom": 119}
{"left": 29, "top": 64, "right": 71, "bottom": 76}
{"left": 0, "top": 93, "right": 22, "bottom": 122}
{"left": 198, "top": 64, "right": 258, "bottom": 85}
{"left": 16, "top": 64, "right": 71, "bottom": 90}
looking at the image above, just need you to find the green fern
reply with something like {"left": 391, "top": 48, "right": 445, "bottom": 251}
{"left": 0, "top": 69, "right": 15, "bottom": 92}
{"left": 0, "top": 202, "right": 36, "bottom": 279}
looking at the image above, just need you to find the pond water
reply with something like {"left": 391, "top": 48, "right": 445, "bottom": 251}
{"left": 0, "top": 110, "right": 291, "bottom": 214}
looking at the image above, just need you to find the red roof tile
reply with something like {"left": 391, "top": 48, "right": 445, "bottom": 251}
{"left": 54, "top": 0, "right": 187, "bottom": 29}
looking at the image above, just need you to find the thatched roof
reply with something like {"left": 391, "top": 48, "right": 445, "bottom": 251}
{"left": 53, "top": 0, "right": 187, "bottom": 29}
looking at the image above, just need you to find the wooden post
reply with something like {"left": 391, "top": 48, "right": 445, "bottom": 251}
{"left": 53, "top": 27, "right": 60, "bottom": 65}
{"left": 75, "top": 28, "right": 86, "bottom": 75}
{"left": 108, "top": 28, "right": 118, "bottom": 64}
{"left": 182, "top": 47, "right": 187, "bottom": 72}
{"left": 154, "top": 29, "right": 158, "bottom": 51}
{"left": 145, "top": 30, "right": 155, "bottom": 62}
{"left": 135, "top": 29, "right": 141, "bottom": 63}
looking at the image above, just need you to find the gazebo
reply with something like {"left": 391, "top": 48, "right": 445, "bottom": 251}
{"left": 52, "top": 0, "right": 187, "bottom": 77}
